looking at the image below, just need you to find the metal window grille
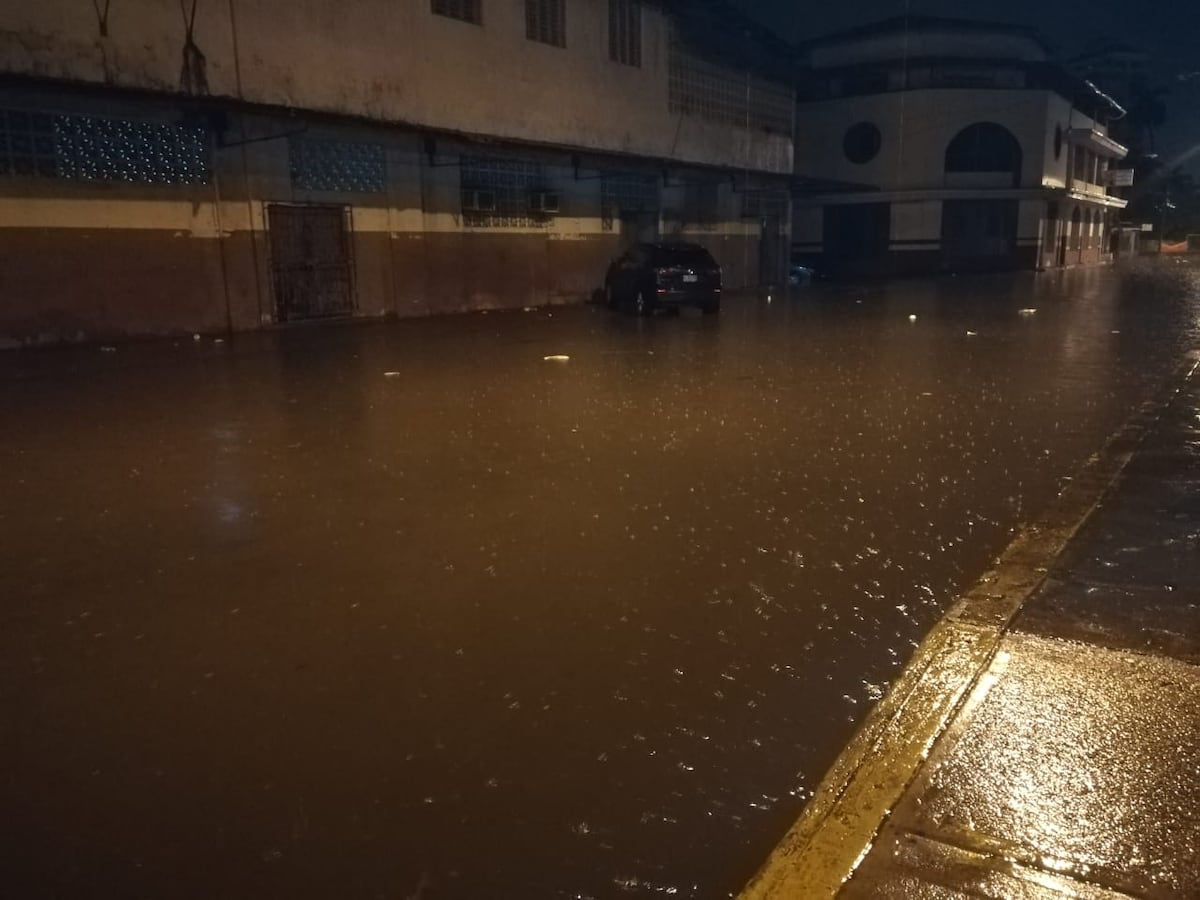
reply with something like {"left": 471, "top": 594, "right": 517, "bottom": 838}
{"left": 601, "top": 173, "right": 658, "bottom": 230}
{"left": 460, "top": 155, "right": 548, "bottom": 228}
{"left": 741, "top": 190, "right": 787, "bottom": 220}
{"left": 601, "top": 173, "right": 658, "bottom": 214}
{"left": 0, "top": 108, "right": 209, "bottom": 184}
{"left": 608, "top": 0, "right": 641, "bottom": 67}
{"left": 290, "top": 138, "right": 386, "bottom": 193}
{"left": 0, "top": 110, "right": 56, "bottom": 177}
{"left": 526, "top": 0, "right": 565, "bottom": 47}
{"left": 668, "top": 33, "right": 793, "bottom": 135}
{"left": 432, "top": 0, "right": 481, "bottom": 24}
{"left": 680, "top": 181, "right": 719, "bottom": 229}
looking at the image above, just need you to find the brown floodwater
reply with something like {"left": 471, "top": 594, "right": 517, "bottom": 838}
{"left": 2, "top": 260, "right": 1198, "bottom": 898}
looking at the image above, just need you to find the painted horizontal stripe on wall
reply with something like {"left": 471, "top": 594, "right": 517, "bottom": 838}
{"left": 0, "top": 198, "right": 227, "bottom": 235}
{"left": 0, "top": 198, "right": 763, "bottom": 238}
{"left": 795, "top": 189, "right": 1052, "bottom": 207}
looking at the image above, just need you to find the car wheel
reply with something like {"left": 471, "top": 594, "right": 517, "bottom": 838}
{"left": 634, "top": 290, "right": 651, "bottom": 317}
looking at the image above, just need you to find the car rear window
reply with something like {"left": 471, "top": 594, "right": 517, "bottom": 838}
{"left": 651, "top": 245, "right": 717, "bottom": 267}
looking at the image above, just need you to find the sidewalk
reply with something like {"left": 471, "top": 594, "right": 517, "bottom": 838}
{"left": 742, "top": 357, "right": 1200, "bottom": 899}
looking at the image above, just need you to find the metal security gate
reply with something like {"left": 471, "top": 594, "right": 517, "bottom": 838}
{"left": 267, "top": 204, "right": 354, "bottom": 322}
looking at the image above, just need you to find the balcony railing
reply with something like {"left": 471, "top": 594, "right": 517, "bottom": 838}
{"left": 1070, "top": 178, "right": 1108, "bottom": 198}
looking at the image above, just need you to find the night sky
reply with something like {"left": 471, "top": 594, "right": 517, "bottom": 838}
{"left": 734, "top": 0, "right": 1200, "bottom": 174}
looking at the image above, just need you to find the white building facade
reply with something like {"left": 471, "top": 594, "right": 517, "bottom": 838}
{"left": 0, "top": 0, "right": 793, "bottom": 345}
{"left": 791, "top": 18, "right": 1128, "bottom": 276}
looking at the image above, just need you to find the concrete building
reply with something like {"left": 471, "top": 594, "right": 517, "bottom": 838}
{"left": 791, "top": 17, "right": 1129, "bottom": 277}
{"left": 0, "top": 0, "right": 794, "bottom": 345}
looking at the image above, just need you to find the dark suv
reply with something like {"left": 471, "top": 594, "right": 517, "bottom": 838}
{"left": 604, "top": 242, "right": 721, "bottom": 315}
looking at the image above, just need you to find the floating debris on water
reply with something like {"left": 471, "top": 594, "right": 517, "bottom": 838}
{"left": 908, "top": 314, "right": 917, "bottom": 322}
{"left": 544, "top": 354, "right": 571, "bottom": 362}
{"left": 1018, "top": 308, "right": 1037, "bottom": 316}
{"left": 384, "top": 371, "right": 401, "bottom": 377}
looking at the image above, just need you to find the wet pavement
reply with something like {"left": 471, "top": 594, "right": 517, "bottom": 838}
{"left": 2, "top": 260, "right": 1199, "bottom": 899}
{"left": 845, "top": 639, "right": 1200, "bottom": 898}
{"left": 1017, "top": 373, "right": 1200, "bottom": 664}
{"left": 838, "top": 359, "right": 1200, "bottom": 898}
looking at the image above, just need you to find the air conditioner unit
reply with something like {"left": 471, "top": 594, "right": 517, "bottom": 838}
{"left": 529, "top": 190, "right": 560, "bottom": 214}
{"left": 462, "top": 189, "right": 496, "bottom": 212}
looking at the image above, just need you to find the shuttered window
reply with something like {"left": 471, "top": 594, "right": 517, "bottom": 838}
{"left": 526, "top": 0, "right": 565, "bottom": 47}
{"left": 609, "top": 0, "right": 641, "bottom": 67}
{"left": 432, "top": 0, "right": 481, "bottom": 25}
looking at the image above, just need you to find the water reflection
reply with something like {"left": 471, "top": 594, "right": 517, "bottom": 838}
{"left": 0, "top": 260, "right": 1196, "bottom": 899}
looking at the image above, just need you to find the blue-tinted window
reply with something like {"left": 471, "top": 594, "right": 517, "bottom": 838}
{"left": 0, "top": 109, "right": 209, "bottom": 184}
{"left": 290, "top": 138, "right": 386, "bottom": 193}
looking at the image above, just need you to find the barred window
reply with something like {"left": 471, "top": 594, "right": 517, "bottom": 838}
{"left": 0, "top": 110, "right": 56, "bottom": 177}
{"left": 741, "top": 190, "right": 788, "bottom": 220}
{"left": 432, "top": 0, "right": 481, "bottom": 25}
{"left": 290, "top": 138, "right": 385, "bottom": 192}
{"left": 682, "top": 182, "right": 719, "bottom": 228}
{"left": 601, "top": 173, "right": 658, "bottom": 214}
{"left": 601, "top": 172, "right": 658, "bottom": 230}
{"left": 526, "top": 0, "right": 564, "bottom": 47}
{"left": 668, "top": 32, "right": 793, "bottom": 135}
{"left": 0, "top": 108, "right": 209, "bottom": 184}
{"left": 609, "top": 0, "right": 641, "bottom": 67}
{"left": 460, "top": 155, "right": 548, "bottom": 228}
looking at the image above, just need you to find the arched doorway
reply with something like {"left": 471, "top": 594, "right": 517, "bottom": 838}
{"left": 941, "top": 123, "right": 1023, "bottom": 269}
{"left": 941, "top": 124, "right": 1023, "bottom": 269}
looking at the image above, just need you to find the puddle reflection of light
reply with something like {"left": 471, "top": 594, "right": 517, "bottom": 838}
{"left": 215, "top": 498, "right": 242, "bottom": 525}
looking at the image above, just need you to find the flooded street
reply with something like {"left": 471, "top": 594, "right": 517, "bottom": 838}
{"left": 2, "top": 261, "right": 1198, "bottom": 899}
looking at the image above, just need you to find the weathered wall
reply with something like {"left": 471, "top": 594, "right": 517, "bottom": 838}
{"left": 788, "top": 194, "right": 1050, "bottom": 277}
{"left": 889, "top": 200, "right": 942, "bottom": 247}
{"left": 1040, "top": 94, "right": 1116, "bottom": 191}
{"left": 0, "top": 0, "right": 794, "bottom": 344}
{"left": 794, "top": 88, "right": 1056, "bottom": 191}
{"left": 791, "top": 76, "right": 1122, "bottom": 276}
{"left": 0, "top": 84, "right": 778, "bottom": 345}
{"left": 0, "top": 0, "right": 791, "bottom": 175}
